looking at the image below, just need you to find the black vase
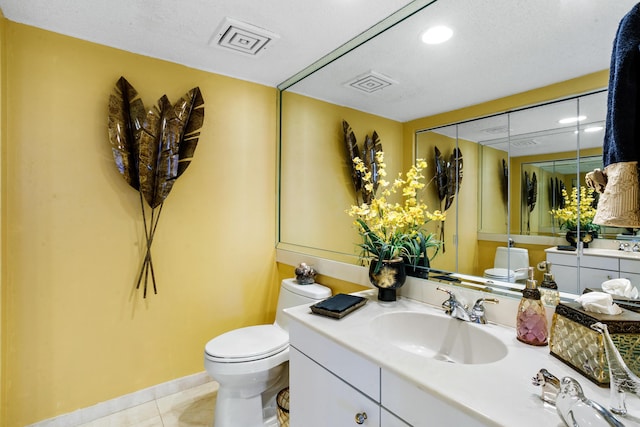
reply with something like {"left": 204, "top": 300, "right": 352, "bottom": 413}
{"left": 368, "top": 258, "right": 407, "bottom": 302}
{"left": 403, "top": 256, "right": 430, "bottom": 279}
{"left": 565, "top": 230, "right": 594, "bottom": 248}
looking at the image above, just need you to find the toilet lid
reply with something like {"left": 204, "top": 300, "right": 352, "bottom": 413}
{"left": 205, "top": 325, "right": 288, "bottom": 361}
{"left": 484, "top": 268, "right": 515, "bottom": 279}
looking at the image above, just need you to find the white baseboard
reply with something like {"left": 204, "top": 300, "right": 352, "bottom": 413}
{"left": 27, "top": 371, "right": 212, "bottom": 427}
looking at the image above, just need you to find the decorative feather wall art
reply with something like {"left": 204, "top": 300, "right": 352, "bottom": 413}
{"left": 434, "top": 146, "right": 463, "bottom": 252}
{"left": 107, "top": 77, "right": 205, "bottom": 297}
{"left": 342, "top": 120, "right": 382, "bottom": 204}
{"left": 524, "top": 171, "right": 538, "bottom": 234}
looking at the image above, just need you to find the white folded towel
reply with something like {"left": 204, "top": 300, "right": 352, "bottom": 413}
{"left": 575, "top": 292, "right": 622, "bottom": 315}
{"left": 601, "top": 278, "right": 639, "bottom": 299}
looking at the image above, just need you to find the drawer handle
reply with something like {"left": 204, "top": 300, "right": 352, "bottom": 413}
{"left": 355, "top": 412, "right": 368, "bottom": 424}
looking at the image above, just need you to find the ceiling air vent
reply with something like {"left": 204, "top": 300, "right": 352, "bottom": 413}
{"left": 345, "top": 71, "right": 397, "bottom": 94}
{"left": 211, "top": 17, "right": 279, "bottom": 56}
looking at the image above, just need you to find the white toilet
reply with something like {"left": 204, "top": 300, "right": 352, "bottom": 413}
{"left": 204, "top": 278, "right": 331, "bottom": 427}
{"left": 484, "top": 247, "right": 530, "bottom": 283}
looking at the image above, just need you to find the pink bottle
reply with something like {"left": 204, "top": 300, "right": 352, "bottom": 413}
{"left": 516, "top": 267, "right": 548, "bottom": 346}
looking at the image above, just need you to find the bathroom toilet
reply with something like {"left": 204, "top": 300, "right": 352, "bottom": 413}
{"left": 484, "top": 247, "right": 529, "bottom": 283}
{"left": 204, "top": 278, "right": 331, "bottom": 427}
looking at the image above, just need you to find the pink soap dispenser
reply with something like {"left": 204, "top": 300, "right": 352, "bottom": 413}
{"left": 516, "top": 267, "right": 548, "bottom": 346}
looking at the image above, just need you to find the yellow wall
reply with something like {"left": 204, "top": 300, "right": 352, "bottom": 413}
{"left": 0, "top": 9, "right": 6, "bottom": 422}
{"left": 280, "top": 91, "right": 404, "bottom": 259}
{"left": 2, "top": 22, "right": 279, "bottom": 427}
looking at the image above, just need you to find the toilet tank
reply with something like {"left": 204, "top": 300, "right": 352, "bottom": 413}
{"left": 495, "top": 247, "right": 529, "bottom": 270}
{"left": 274, "top": 278, "right": 331, "bottom": 331}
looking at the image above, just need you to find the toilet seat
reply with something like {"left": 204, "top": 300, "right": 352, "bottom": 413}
{"left": 484, "top": 268, "right": 515, "bottom": 281}
{"left": 205, "top": 325, "right": 288, "bottom": 363}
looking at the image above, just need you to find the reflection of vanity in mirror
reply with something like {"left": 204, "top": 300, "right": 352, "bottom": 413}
{"left": 277, "top": 0, "right": 640, "bottom": 303}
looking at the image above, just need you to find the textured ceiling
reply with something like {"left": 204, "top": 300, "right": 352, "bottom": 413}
{"left": 0, "top": 0, "right": 637, "bottom": 124}
{"left": 288, "top": 0, "right": 638, "bottom": 122}
{"left": 0, "top": 0, "right": 413, "bottom": 86}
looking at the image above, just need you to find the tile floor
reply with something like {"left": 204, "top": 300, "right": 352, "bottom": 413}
{"left": 78, "top": 381, "right": 218, "bottom": 427}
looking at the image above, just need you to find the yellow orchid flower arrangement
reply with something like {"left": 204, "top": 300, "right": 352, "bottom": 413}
{"left": 549, "top": 186, "right": 599, "bottom": 232}
{"left": 347, "top": 152, "right": 445, "bottom": 273}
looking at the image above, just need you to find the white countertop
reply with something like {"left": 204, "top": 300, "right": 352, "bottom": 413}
{"left": 285, "top": 290, "right": 640, "bottom": 427}
{"left": 546, "top": 246, "right": 640, "bottom": 261}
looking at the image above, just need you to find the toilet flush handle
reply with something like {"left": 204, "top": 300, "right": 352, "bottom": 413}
{"left": 355, "top": 411, "right": 368, "bottom": 424}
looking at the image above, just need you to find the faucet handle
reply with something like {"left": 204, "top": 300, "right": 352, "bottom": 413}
{"left": 436, "top": 287, "right": 454, "bottom": 297}
{"left": 471, "top": 298, "right": 499, "bottom": 324}
{"left": 437, "top": 287, "right": 456, "bottom": 314}
{"left": 473, "top": 297, "right": 499, "bottom": 308}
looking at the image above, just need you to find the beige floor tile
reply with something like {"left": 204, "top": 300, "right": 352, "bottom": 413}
{"left": 156, "top": 381, "right": 218, "bottom": 427}
{"left": 79, "top": 401, "right": 161, "bottom": 427}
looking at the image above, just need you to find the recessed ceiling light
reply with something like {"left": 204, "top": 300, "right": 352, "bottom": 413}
{"left": 584, "top": 126, "right": 604, "bottom": 133}
{"left": 558, "top": 115, "right": 586, "bottom": 124}
{"left": 421, "top": 26, "right": 453, "bottom": 45}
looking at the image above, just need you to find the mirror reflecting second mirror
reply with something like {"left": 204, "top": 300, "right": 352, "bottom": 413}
{"left": 278, "top": 0, "right": 640, "bottom": 301}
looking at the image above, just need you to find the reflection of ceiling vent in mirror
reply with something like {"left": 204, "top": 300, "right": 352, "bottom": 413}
{"left": 211, "top": 17, "right": 279, "bottom": 56}
{"left": 511, "top": 139, "right": 540, "bottom": 147}
{"left": 345, "top": 71, "right": 397, "bottom": 94}
{"left": 482, "top": 125, "right": 510, "bottom": 135}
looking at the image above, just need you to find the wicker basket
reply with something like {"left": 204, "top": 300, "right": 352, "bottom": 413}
{"left": 276, "top": 387, "right": 290, "bottom": 427}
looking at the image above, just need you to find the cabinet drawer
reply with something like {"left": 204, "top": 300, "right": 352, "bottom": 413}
{"left": 620, "top": 258, "right": 640, "bottom": 274}
{"left": 580, "top": 255, "right": 619, "bottom": 271}
{"left": 289, "top": 320, "right": 380, "bottom": 401}
{"left": 547, "top": 252, "right": 577, "bottom": 267}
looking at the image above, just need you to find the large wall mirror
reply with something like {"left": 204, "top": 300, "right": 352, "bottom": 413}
{"left": 278, "top": 0, "right": 639, "bottom": 300}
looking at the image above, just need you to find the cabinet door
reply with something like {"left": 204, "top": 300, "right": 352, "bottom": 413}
{"left": 578, "top": 267, "right": 619, "bottom": 293}
{"left": 619, "top": 272, "right": 640, "bottom": 290}
{"left": 553, "top": 265, "right": 580, "bottom": 294}
{"left": 381, "top": 408, "right": 411, "bottom": 426}
{"left": 290, "top": 347, "right": 380, "bottom": 427}
{"left": 381, "top": 369, "right": 489, "bottom": 427}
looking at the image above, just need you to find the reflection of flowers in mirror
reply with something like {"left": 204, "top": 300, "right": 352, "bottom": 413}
{"left": 346, "top": 154, "right": 445, "bottom": 272}
{"left": 549, "top": 186, "right": 599, "bottom": 232}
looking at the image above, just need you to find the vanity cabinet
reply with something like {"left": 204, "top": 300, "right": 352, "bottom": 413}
{"left": 290, "top": 347, "right": 381, "bottom": 426}
{"left": 289, "top": 319, "right": 490, "bottom": 427}
{"left": 546, "top": 251, "right": 620, "bottom": 294}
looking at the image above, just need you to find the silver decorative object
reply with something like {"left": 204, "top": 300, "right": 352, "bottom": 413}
{"left": 591, "top": 322, "right": 640, "bottom": 416}
{"left": 532, "top": 368, "right": 561, "bottom": 405}
{"left": 295, "top": 263, "right": 316, "bottom": 285}
{"left": 556, "top": 377, "right": 625, "bottom": 427}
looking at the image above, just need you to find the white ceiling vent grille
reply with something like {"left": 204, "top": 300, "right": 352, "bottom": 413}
{"left": 211, "top": 17, "right": 279, "bottom": 56}
{"left": 345, "top": 71, "right": 397, "bottom": 94}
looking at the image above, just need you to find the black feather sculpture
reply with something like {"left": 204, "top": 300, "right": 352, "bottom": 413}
{"left": 434, "top": 147, "right": 448, "bottom": 203}
{"left": 342, "top": 120, "right": 362, "bottom": 202}
{"left": 444, "top": 148, "right": 463, "bottom": 211}
{"left": 434, "top": 146, "right": 463, "bottom": 252}
{"left": 342, "top": 120, "right": 382, "bottom": 205}
{"left": 362, "top": 131, "right": 382, "bottom": 204}
{"left": 501, "top": 159, "right": 509, "bottom": 207}
{"left": 107, "top": 77, "right": 205, "bottom": 297}
{"left": 524, "top": 171, "right": 538, "bottom": 233}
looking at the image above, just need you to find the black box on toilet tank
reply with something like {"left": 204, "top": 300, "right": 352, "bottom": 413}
{"left": 549, "top": 302, "right": 640, "bottom": 386}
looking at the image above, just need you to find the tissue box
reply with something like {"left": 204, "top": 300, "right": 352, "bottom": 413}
{"left": 549, "top": 302, "right": 640, "bottom": 386}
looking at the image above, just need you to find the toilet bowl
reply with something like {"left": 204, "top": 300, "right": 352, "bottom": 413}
{"left": 204, "top": 278, "right": 331, "bottom": 427}
{"left": 483, "top": 247, "right": 529, "bottom": 282}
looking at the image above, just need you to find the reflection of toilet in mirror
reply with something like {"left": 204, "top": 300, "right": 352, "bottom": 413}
{"left": 484, "top": 247, "right": 530, "bottom": 283}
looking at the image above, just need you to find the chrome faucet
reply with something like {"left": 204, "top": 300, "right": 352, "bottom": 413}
{"left": 437, "top": 287, "right": 499, "bottom": 324}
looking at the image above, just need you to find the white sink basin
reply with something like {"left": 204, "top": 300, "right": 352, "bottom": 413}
{"left": 371, "top": 311, "right": 508, "bottom": 365}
